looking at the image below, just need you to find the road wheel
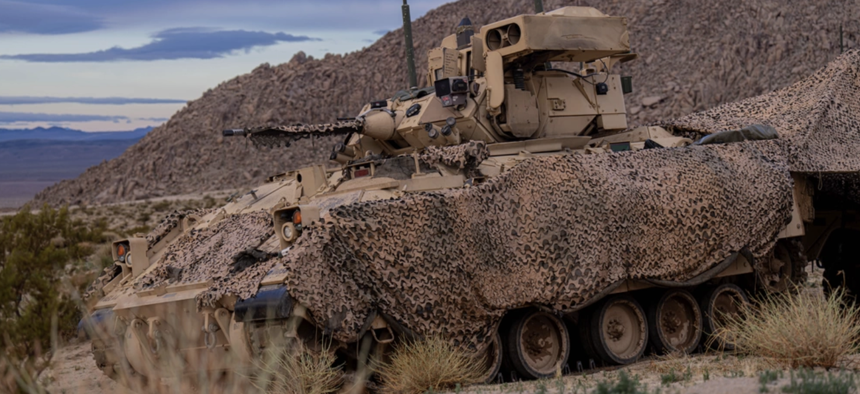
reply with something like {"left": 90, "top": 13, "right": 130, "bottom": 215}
{"left": 763, "top": 239, "right": 806, "bottom": 293}
{"left": 477, "top": 330, "right": 503, "bottom": 383}
{"left": 92, "top": 335, "right": 149, "bottom": 390}
{"left": 647, "top": 289, "right": 702, "bottom": 354}
{"left": 587, "top": 295, "right": 647, "bottom": 365}
{"left": 700, "top": 283, "right": 749, "bottom": 350}
{"left": 506, "top": 310, "right": 569, "bottom": 379}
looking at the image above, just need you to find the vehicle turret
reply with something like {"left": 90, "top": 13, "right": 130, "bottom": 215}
{"left": 224, "top": 6, "right": 639, "bottom": 164}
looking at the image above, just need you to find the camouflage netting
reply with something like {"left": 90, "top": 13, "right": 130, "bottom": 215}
{"left": 278, "top": 143, "right": 793, "bottom": 349}
{"left": 662, "top": 49, "right": 860, "bottom": 174}
{"left": 144, "top": 209, "right": 212, "bottom": 249}
{"left": 83, "top": 208, "right": 212, "bottom": 302}
{"left": 240, "top": 120, "right": 363, "bottom": 149}
{"left": 662, "top": 49, "right": 860, "bottom": 228}
{"left": 134, "top": 211, "right": 278, "bottom": 308}
{"left": 421, "top": 141, "right": 490, "bottom": 178}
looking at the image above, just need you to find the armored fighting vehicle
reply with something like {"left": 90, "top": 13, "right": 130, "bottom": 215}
{"left": 84, "top": 0, "right": 860, "bottom": 390}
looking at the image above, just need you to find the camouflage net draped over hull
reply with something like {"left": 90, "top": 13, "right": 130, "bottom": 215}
{"left": 144, "top": 209, "right": 213, "bottom": 249}
{"left": 281, "top": 143, "right": 793, "bottom": 348}
{"left": 83, "top": 209, "right": 211, "bottom": 303}
{"left": 662, "top": 50, "right": 860, "bottom": 227}
{"left": 135, "top": 211, "right": 277, "bottom": 307}
{"left": 662, "top": 50, "right": 860, "bottom": 174}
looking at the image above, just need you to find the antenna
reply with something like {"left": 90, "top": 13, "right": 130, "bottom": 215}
{"left": 402, "top": 0, "right": 418, "bottom": 90}
{"left": 840, "top": 24, "right": 844, "bottom": 54}
{"left": 535, "top": 0, "right": 550, "bottom": 70}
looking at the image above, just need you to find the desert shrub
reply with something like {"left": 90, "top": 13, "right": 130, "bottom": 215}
{"left": 203, "top": 195, "right": 218, "bottom": 208}
{"left": 136, "top": 211, "right": 151, "bottom": 225}
{"left": 151, "top": 200, "right": 172, "bottom": 212}
{"left": 253, "top": 345, "right": 342, "bottom": 394}
{"left": 715, "top": 288, "right": 860, "bottom": 368}
{"left": 660, "top": 366, "right": 692, "bottom": 385}
{"left": 377, "top": 337, "right": 485, "bottom": 394}
{"left": 594, "top": 371, "right": 651, "bottom": 394}
{"left": 760, "top": 370, "right": 780, "bottom": 384}
{"left": 0, "top": 204, "right": 105, "bottom": 386}
{"left": 782, "top": 369, "right": 855, "bottom": 394}
{"left": 93, "top": 243, "right": 115, "bottom": 270}
{"left": 759, "top": 370, "right": 781, "bottom": 393}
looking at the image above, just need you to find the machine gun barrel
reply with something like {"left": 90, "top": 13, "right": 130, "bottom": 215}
{"left": 222, "top": 119, "right": 364, "bottom": 148}
{"left": 223, "top": 129, "right": 247, "bottom": 137}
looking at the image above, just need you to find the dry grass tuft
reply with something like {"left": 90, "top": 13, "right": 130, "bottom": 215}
{"left": 378, "top": 337, "right": 485, "bottom": 394}
{"left": 715, "top": 288, "right": 860, "bottom": 368}
{"left": 252, "top": 345, "right": 342, "bottom": 394}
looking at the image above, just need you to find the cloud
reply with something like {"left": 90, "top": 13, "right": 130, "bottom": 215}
{"left": 373, "top": 29, "right": 390, "bottom": 35}
{"left": 10, "top": 0, "right": 445, "bottom": 32}
{"left": 0, "top": 112, "right": 129, "bottom": 124}
{"left": 0, "top": 96, "right": 186, "bottom": 105}
{"left": 0, "top": 1, "right": 104, "bottom": 35}
{"left": 140, "top": 117, "right": 169, "bottom": 122}
{"left": 0, "top": 28, "right": 320, "bottom": 62}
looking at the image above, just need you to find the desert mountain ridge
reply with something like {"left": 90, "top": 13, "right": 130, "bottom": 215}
{"left": 0, "top": 126, "right": 153, "bottom": 142}
{"left": 33, "top": 0, "right": 859, "bottom": 206}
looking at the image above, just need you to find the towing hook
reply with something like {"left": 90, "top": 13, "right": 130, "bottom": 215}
{"left": 203, "top": 311, "right": 221, "bottom": 350}
{"left": 146, "top": 319, "right": 163, "bottom": 355}
{"left": 151, "top": 332, "right": 162, "bottom": 354}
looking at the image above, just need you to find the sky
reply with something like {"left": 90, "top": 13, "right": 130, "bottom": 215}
{"left": 0, "top": 0, "right": 449, "bottom": 131}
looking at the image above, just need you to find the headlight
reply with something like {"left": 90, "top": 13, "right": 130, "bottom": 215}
{"left": 116, "top": 243, "right": 129, "bottom": 262}
{"left": 111, "top": 238, "right": 149, "bottom": 277}
{"left": 281, "top": 223, "right": 298, "bottom": 242}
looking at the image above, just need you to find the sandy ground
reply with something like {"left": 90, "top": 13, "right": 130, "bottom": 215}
{"left": 39, "top": 340, "right": 119, "bottom": 394}
{"left": 42, "top": 342, "right": 855, "bottom": 394}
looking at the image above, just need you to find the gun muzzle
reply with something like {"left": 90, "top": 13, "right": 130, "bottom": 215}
{"left": 223, "top": 129, "right": 247, "bottom": 137}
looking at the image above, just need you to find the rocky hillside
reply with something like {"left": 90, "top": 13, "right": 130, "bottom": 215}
{"left": 34, "top": 0, "right": 859, "bottom": 206}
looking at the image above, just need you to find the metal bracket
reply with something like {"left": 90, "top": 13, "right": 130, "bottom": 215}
{"left": 146, "top": 318, "right": 163, "bottom": 355}
{"left": 357, "top": 107, "right": 396, "bottom": 119}
{"left": 202, "top": 312, "right": 222, "bottom": 350}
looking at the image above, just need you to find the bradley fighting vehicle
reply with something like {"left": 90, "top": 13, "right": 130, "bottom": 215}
{"left": 85, "top": 1, "right": 823, "bottom": 389}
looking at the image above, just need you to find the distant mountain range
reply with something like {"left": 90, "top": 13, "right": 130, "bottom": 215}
{"left": 0, "top": 126, "right": 152, "bottom": 142}
{"left": 0, "top": 126, "right": 152, "bottom": 208}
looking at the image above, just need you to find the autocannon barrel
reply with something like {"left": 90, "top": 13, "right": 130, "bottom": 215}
{"left": 222, "top": 119, "right": 365, "bottom": 148}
